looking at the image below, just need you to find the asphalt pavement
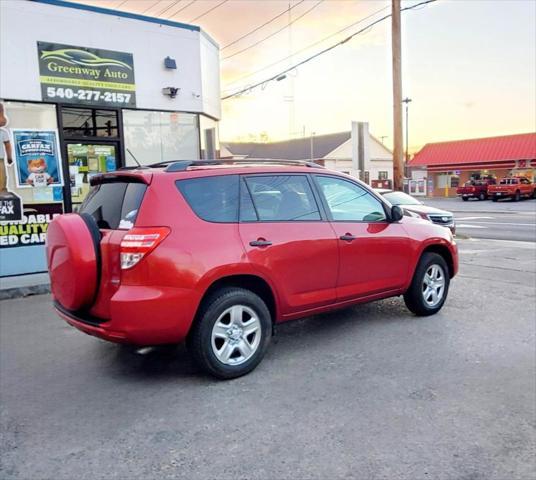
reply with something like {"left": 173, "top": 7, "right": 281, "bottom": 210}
{"left": 424, "top": 197, "right": 536, "bottom": 242}
{"left": 1, "top": 238, "right": 535, "bottom": 480}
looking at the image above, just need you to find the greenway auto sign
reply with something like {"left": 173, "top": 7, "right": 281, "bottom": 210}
{"left": 37, "top": 42, "right": 136, "bottom": 108}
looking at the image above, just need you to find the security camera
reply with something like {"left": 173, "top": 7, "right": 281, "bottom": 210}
{"left": 162, "top": 87, "right": 180, "bottom": 98}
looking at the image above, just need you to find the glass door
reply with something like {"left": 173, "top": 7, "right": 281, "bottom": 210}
{"left": 66, "top": 142, "right": 119, "bottom": 209}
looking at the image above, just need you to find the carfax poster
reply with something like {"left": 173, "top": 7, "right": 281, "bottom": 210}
{"left": 12, "top": 129, "right": 64, "bottom": 188}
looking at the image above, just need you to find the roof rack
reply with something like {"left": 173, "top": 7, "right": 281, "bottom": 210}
{"left": 164, "top": 158, "right": 325, "bottom": 172}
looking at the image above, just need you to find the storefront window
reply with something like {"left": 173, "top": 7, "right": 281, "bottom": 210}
{"left": 0, "top": 101, "right": 64, "bottom": 276}
{"left": 123, "top": 110, "right": 199, "bottom": 166}
{"left": 378, "top": 171, "right": 388, "bottom": 180}
{"left": 200, "top": 115, "right": 219, "bottom": 160}
{"left": 62, "top": 107, "right": 119, "bottom": 138}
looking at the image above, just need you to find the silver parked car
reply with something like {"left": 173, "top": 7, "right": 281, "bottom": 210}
{"left": 376, "top": 189, "right": 456, "bottom": 234}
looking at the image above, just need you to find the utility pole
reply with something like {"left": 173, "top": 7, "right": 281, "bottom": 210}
{"left": 392, "top": 0, "right": 404, "bottom": 191}
{"left": 310, "top": 132, "right": 315, "bottom": 161}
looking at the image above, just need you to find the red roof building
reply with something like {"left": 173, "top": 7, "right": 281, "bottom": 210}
{"left": 408, "top": 133, "right": 536, "bottom": 197}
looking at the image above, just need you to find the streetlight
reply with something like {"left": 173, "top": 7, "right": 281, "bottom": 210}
{"left": 402, "top": 97, "right": 412, "bottom": 164}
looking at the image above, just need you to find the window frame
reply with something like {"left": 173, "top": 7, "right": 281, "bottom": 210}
{"left": 240, "top": 173, "right": 327, "bottom": 223}
{"left": 312, "top": 174, "right": 391, "bottom": 224}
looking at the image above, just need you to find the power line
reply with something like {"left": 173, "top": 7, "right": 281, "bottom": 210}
{"left": 140, "top": 0, "right": 162, "bottom": 15}
{"left": 167, "top": 0, "right": 196, "bottom": 19}
{"left": 188, "top": 0, "right": 229, "bottom": 23}
{"left": 222, "top": 0, "right": 325, "bottom": 61}
{"left": 222, "top": 0, "right": 305, "bottom": 50}
{"left": 223, "top": 4, "right": 390, "bottom": 90}
{"left": 221, "top": 0, "right": 437, "bottom": 100}
{"left": 155, "top": 0, "right": 182, "bottom": 17}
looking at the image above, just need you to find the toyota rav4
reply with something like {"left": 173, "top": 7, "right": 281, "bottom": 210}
{"left": 46, "top": 160, "right": 458, "bottom": 379}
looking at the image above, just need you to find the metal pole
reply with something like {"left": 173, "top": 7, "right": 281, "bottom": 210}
{"left": 392, "top": 0, "right": 404, "bottom": 191}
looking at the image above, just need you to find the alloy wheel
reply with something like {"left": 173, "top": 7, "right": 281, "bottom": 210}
{"left": 211, "top": 305, "right": 261, "bottom": 366}
{"left": 422, "top": 264, "right": 446, "bottom": 307}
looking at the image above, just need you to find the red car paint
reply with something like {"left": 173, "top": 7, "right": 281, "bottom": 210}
{"left": 47, "top": 164, "right": 458, "bottom": 346}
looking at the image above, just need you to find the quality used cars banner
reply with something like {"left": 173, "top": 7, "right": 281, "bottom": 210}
{"left": 37, "top": 41, "right": 136, "bottom": 108}
{"left": 0, "top": 203, "right": 62, "bottom": 249}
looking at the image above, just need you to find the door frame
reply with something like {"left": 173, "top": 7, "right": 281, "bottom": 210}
{"left": 57, "top": 104, "right": 124, "bottom": 212}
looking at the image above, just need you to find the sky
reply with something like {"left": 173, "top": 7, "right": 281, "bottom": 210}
{"left": 74, "top": 0, "right": 536, "bottom": 151}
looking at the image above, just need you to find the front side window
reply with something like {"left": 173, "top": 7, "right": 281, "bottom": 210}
{"left": 315, "top": 175, "right": 386, "bottom": 222}
{"left": 176, "top": 175, "right": 239, "bottom": 223}
{"left": 244, "top": 175, "right": 321, "bottom": 221}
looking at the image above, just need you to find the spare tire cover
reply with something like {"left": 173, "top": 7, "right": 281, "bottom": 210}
{"left": 46, "top": 213, "right": 100, "bottom": 311}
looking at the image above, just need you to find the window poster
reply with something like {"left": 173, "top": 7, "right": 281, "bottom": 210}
{"left": 0, "top": 101, "right": 23, "bottom": 222}
{"left": 12, "top": 129, "right": 64, "bottom": 189}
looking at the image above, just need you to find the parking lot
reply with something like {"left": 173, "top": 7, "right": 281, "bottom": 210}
{"left": 1, "top": 235, "right": 535, "bottom": 480}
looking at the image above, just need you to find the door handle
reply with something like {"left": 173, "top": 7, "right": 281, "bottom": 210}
{"left": 339, "top": 234, "right": 356, "bottom": 241}
{"left": 249, "top": 239, "right": 272, "bottom": 247}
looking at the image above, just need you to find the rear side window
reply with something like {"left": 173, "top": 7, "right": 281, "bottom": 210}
{"left": 243, "top": 175, "right": 321, "bottom": 221}
{"left": 80, "top": 182, "right": 147, "bottom": 229}
{"left": 176, "top": 175, "right": 239, "bottom": 223}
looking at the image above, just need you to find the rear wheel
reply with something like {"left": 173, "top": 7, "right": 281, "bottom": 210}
{"left": 514, "top": 190, "right": 521, "bottom": 202}
{"left": 188, "top": 287, "right": 272, "bottom": 379}
{"left": 404, "top": 252, "right": 450, "bottom": 316}
{"left": 478, "top": 192, "right": 486, "bottom": 201}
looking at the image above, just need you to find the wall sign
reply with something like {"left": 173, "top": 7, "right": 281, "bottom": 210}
{"left": 12, "top": 129, "right": 64, "bottom": 189}
{"left": 37, "top": 42, "right": 136, "bottom": 108}
{"left": 0, "top": 203, "right": 62, "bottom": 249}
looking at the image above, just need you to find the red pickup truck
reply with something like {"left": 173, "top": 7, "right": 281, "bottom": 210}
{"left": 488, "top": 176, "right": 536, "bottom": 202}
{"left": 456, "top": 179, "right": 496, "bottom": 201}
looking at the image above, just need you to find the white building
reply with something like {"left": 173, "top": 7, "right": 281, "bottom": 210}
{"left": 0, "top": 0, "right": 221, "bottom": 277}
{"left": 222, "top": 122, "right": 393, "bottom": 187}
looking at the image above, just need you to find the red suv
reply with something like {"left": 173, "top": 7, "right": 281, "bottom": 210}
{"left": 47, "top": 160, "right": 458, "bottom": 379}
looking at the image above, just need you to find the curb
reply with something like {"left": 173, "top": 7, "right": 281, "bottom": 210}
{"left": 0, "top": 284, "right": 51, "bottom": 301}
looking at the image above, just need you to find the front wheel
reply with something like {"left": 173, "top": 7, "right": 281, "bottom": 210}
{"left": 188, "top": 287, "right": 272, "bottom": 379}
{"left": 479, "top": 192, "right": 486, "bottom": 201}
{"left": 404, "top": 252, "right": 450, "bottom": 316}
{"left": 514, "top": 190, "right": 521, "bottom": 202}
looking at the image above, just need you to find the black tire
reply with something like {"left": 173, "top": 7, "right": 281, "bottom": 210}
{"left": 478, "top": 192, "right": 486, "bottom": 201}
{"left": 514, "top": 190, "right": 521, "bottom": 202}
{"left": 187, "top": 287, "right": 272, "bottom": 379}
{"left": 462, "top": 197, "right": 469, "bottom": 201}
{"left": 404, "top": 252, "right": 450, "bottom": 316}
{"left": 492, "top": 197, "right": 498, "bottom": 202}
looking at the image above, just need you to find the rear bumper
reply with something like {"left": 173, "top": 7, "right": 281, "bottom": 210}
{"left": 54, "top": 285, "right": 200, "bottom": 345}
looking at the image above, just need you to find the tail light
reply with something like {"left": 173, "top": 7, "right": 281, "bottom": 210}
{"left": 120, "top": 227, "right": 170, "bottom": 270}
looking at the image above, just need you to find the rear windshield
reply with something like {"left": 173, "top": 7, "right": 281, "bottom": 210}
{"left": 80, "top": 181, "right": 147, "bottom": 229}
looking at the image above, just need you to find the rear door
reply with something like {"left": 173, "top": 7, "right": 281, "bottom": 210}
{"left": 239, "top": 174, "right": 338, "bottom": 315}
{"left": 313, "top": 174, "right": 411, "bottom": 301}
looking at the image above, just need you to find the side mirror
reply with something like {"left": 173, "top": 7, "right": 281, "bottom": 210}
{"left": 391, "top": 205, "right": 404, "bottom": 222}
